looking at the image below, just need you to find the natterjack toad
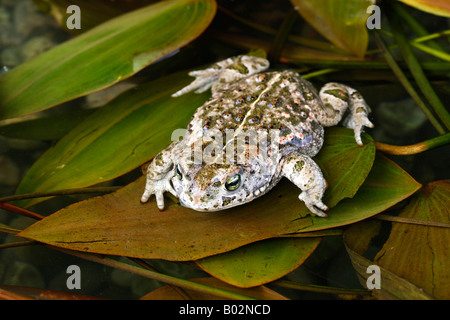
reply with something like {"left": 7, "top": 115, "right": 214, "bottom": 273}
{"left": 141, "top": 55, "right": 373, "bottom": 217}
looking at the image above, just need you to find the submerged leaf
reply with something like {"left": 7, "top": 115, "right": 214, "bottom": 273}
{"left": 344, "top": 221, "right": 434, "bottom": 300}
{"left": 374, "top": 181, "right": 450, "bottom": 299}
{"left": 344, "top": 181, "right": 449, "bottom": 299}
{"left": 195, "top": 237, "right": 321, "bottom": 288}
{"left": 0, "top": 0, "right": 216, "bottom": 120}
{"left": 290, "top": 0, "right": 372, "bottom": 57}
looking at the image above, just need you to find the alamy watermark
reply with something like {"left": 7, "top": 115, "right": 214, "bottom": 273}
{"left": 366, "top": 5, "right": 382, "bottom": 30}
{"left": 66, "top": 5, "right": 81, "bottom": 30}
{"left": 66, "top": 265, "right": 81, "bottom": 290}
{"left": 366, "top": 265, "right": 381, "bottom": 290}
{"left": 64, "top": 3, "right": 382, "bottom": 30}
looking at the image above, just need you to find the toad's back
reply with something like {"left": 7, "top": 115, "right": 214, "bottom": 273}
{"left": 185, "top": 70, "right": 324, "bottom": 159}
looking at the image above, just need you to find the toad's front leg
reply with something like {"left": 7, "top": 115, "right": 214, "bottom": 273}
{"left": 141, "top": 141, "right": 180, "bottom": 210}
{"left": 281, "top": 151, "right": 328, "bottom": 217}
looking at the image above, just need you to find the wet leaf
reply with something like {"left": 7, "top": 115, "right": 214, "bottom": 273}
{"left": 0, "top": 0, "right": 216, "bottom": 120}
{"left": 300, "top": 153, "right": 422, "bottom": 233}
{"left": 14, "top": 72, "right": 210, "bottom": 208}
{"left": 374, "top": 181, "right": 450, "bottom": 299}
{"left": 18, "top": 176, "right": 314, "bottom": 261}
{"left": 0, "top": 108, "right": 95, "bottom": 141}
{"left": 397, "top": 0, "right": 450, "bottom": 17}
{"left": 140, "top": 277, "right": 288, "bottom": 300}
{"left": 290, "top": 0, "right": 372, "bottom": 57}
{"left": 18, "top": 129, "right": 380, "bottom": 261}
{"left": 195, "top": 237, "right": 321, "bottom": 288}
{"left": 344, "top": 221, "right": 434, "bottom": 300}
{"left": 316, "top": 127, "right": 375, "bottom": 208}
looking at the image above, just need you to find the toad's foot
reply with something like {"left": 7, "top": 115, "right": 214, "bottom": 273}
{"left": 141, "top": 170, "right": 177, "bottom": 210}
{"left": 281, "top": 152, "right": 328, "bottom": 218}
{"left": 299, "top": 190, "right": 329, "bottom": 218}
{"left": 172, "top": 55, "right": 270, "bottom": 97}
{"left": 343, "top": 111, "right": 374, "bottom": 146}
{"left": 318, "top": 83, "right": 374, "bottom": 146}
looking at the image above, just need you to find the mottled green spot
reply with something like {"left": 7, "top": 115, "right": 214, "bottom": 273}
{"left": 222, "top": 197, "right": 235, "bottom": 206}
{"left": 324, "top": 89, "right": 349, "bottom": 102}
{"left": 229, "top": 63, "right": 249, "bottom": 74}
{"left": 295, "top": 160, "right": 305, "bottom": 172}
{"left": 351, "top": 91, "right": 362, "bottom": 99}
{"left": 154, "top": 153, "right": 164, "bottom": 166}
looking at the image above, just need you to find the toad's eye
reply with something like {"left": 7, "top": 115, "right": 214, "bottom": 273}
{"left": 225, "top": 174, "right": 241, "bottom": 191}
{"left": 176, "top": 165, "right": 183, "bottom": 180}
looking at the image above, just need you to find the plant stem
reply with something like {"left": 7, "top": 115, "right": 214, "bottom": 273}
{"left": 374, "top": 214, "right": 450, "bottom": 228}
{"left": 373, "top": 31, "right": 446, "bottom": 135}
{"left": 302, "top": 68, "right": 337, "bottom": 79}
{"left": 217, "top": 5, "right": 344, "bottom": 54}
{"left": 270, "top": 279, "right": 369, "bottom": 296}
{"left": 0, "top": 186, "right": 121, "bottom": 203}
{"left": 375, "top": 132, "right": 450, "bottom": 155}
{"left": 0, "top": 202, "right": 45, "bottom": 220}
{"left": 55, "top": 248, "right": 257, "bottom": 300}
{"left": 366, "top": 30, "right": 450, "bottom": 61}
{"left": 389, "top": 2, "right": 450, "bottom": 131}
{"left": 269, "top": 7, "right": 298, "bottom": 62}
{"left": 394, "top": 2, "right": 445, "bottom": 52}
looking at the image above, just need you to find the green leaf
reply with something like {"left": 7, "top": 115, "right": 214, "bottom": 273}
{"left": 315, "top": 127, "right": 375, "bottom": 208}
{"left": 15, "top": 71, "right": 210, "bottom": 207}
{"left": 300, "top": 153, "right": 422, "bottom": 232}
{"left": 195, "top": 237, "right": 321, "bottom": 288}
{"left": 290, "top": 0, "right": 372, "bottom": 57}
{"left": 0, "top": 0, "right": 216, "bottom": 120}
{"left": 0, "top": 108, "right": 94, "bottom": 141}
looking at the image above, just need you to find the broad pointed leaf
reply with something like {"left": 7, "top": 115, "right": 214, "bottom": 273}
{"left": 299, "top": 153, "right": 422, "bottom": 232}
{"left": 0, "top": 0, "right": 216, "bottom": 120}
{"left": 195, "top": 237, "right": 321, "bottom": 288}
{"left": 290, "top": 0, "right": 372, "bottom": 57}
{"left": 344, "top": 220, "right": 435, "bottom": 300}
{"left": 374, "top": 181, "right": 450, "bottom": 299}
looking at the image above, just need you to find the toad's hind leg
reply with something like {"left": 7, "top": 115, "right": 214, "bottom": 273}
{"left": 317, "top": 83, "right": 374, "bottom": 146}
{"left": 281, "top": 151, "right": 328, "bottom": 217}
{"left": 172, "top": 55, "right": 270, "bottom": 97}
